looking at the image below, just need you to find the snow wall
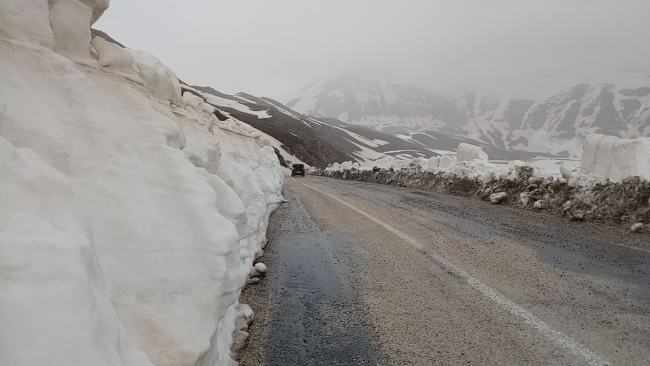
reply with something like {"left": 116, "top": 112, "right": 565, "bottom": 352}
{"left": 579, "top": 134, "right": 650, "bottom": 183}
{"left": 0, "top": 2, "right": 282, "bottom": 366}
{"left": 319, "top": 136, "right": 650, "bottom": 228}
{"left": 317, "top": 144, "right": 650, "bottom": 228}
{"left": 427, "top": 154, "right": 456, "bottom": 170}
{"left": 457, "top": 143, "right": 489, "bottom": 162}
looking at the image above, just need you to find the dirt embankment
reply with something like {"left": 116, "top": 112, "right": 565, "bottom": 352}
{"left": 312, "top": 166, "right": 650, "bottom": 229}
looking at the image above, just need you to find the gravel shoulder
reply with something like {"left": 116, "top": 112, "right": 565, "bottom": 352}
{"left": 240, "top": 175, "right": 650, "bottom": 365}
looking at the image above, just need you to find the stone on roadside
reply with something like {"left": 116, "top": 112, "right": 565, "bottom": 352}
{"left": 570, "top": 210, "right": 585, "bottom": 221}
{"left": 631, "top": 223, "right": 644, "bottom": 232}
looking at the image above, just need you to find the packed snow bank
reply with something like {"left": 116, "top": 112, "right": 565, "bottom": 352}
{"left": 0, "top": 3, "right": 282, "bottom": 366}
{"left": 316, "top": 140, "right": 650, "bottom": 228}
{"left": 427, "top": 154, "right": 456, "bottom": 170}
{"left": 579, "top": 134, "right": 650, "bottom": 183}
{"left": 457, "top": 143, "right": 488, "bottom": 162}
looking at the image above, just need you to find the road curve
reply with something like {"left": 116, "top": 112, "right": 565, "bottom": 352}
{"left": 239, "top": 175, "right": 650, "bottom": 366}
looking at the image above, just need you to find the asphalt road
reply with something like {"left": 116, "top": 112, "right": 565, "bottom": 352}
{"left": 239, "top": 175, "right": 650, "bottom": 366}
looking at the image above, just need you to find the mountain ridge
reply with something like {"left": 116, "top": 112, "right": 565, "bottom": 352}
{"left": 280, "top": 73, "right": 650, "bottom": 157}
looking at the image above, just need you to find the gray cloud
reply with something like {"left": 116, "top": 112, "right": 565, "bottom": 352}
{"left": 95, "top": 0, "right": 650, "bottom": 99}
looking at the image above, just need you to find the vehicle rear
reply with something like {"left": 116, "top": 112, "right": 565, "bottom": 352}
{"left": 291, "top": 164, "right": 305, "bottom": 177}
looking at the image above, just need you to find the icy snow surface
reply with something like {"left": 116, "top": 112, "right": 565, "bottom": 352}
{"left": 0, "top": 2, "right": 282, "bottom": 366}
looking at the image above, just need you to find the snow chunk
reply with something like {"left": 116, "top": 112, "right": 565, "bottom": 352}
{"left": 129, "top": 49, "right": 183, "bottom": 106}
{"left": 340, "top": 161, "right": 353, "bottom": 170}
{"left": 457, "top": 143, "right": 488, "bottom": 162}
{"left": 254, "top": 262, "right": 268, "bottom": 273}
{"left": 579, "top": 134, "right": 650, "bottom": 183}
{"left": 560, "top": 163, "right": 574, "bottom": 180}
{"left": 427, "top": 154, "right": 456, "bottom": 170}
{"left": 92, "top": 36, "right": 138, "bottom": 74}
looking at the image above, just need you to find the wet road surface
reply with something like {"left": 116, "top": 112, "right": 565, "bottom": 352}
{"left": 239, "top": 175, "right": 650, "bottom": 366}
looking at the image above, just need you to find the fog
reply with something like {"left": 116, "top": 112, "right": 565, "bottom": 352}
{"left": 95, "top": 0, "right": 650, "bottom": 99}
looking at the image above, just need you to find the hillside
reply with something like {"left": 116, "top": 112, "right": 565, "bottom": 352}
{"left": 183, "top": 86, "right": 441, "bottom": 167}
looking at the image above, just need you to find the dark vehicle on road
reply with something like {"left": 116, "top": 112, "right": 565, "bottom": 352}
{"left": 291, "top": 164, "right": 305, "bottom": 177}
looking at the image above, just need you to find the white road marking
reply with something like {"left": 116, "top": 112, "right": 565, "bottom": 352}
{"left": 293, "top": 177, "right": 609, "bottom": 366}
{"left": 615, "top": 242, "right": 650, "bottom": 255}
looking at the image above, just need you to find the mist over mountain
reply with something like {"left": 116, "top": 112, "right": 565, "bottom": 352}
{"left": 278, "top": 73, "right": 650, "bottom": 158}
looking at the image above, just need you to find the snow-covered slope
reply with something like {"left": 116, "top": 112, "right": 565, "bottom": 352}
{"left": 280, "top": 73, "right": 650, "bottom": 158}
{"left": 279, "top": 73, "right": 469, "bottom": 133}
{"left": 461, "top": 84, "right": 650, "bottom": 157}
{"left": 0, "top": 2, "right": 282, "bottom": 366}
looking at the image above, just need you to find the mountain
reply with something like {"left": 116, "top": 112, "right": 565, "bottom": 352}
{"left": 279, "top": 73, "right": 650, "bottom": 158}
{"left": 184, "top": 85, "right": 551, "bottom": 168}
{"left": 457, "top": 85, "right": 650, "bottom": 157}
{"left": 182, "top": 85, "right": 441, "bottom": 168}
{"left": 279, "top": 73, "right": 470, "bottom": 134}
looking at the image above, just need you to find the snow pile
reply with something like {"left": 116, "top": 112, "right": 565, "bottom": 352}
{"left": 324, "top": 145, "right": 551, "bottom": 183}
{"left": 457, "top": 143, "right": 489, "bottom": 162}
{"left": 427, "top": 154, "right": 456, "bottom": 170}
{"left": 579, "top": 134, "right": 650, "bottom": 183}
{"left": 314, "top": 139, "right": 650, "bottom": 227}
{"left": 369, "top": 155, "right": 398, "bottom": 170}
{"left": 326, "top": 160, "right": 365, "bottom": 173}
{"left": 0, "top": 2, "right": 282, "bottom": 366}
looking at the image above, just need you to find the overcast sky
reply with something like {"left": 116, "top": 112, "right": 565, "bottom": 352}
{"left": 95, "top": 0, "right": 650, "bottom": 99}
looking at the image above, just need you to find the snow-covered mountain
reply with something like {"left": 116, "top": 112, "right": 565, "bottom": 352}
{"left": 279, "top": 73, "right": 470, "bottom": 134}
{"left": 458, "top": 84, "right": 650, "bottom": 157}
{"left": 184, "top": 85, "right": 438, "bottom": 166}
{"left": 280, "top": 73, "right": 650, "bottom": 157}
{"left": 187, "top": 84, "right": 551, "bottom": 168}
